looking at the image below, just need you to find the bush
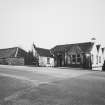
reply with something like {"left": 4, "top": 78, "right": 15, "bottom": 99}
{"left": 25, "top": 51, "right": 38, "bottom": 66}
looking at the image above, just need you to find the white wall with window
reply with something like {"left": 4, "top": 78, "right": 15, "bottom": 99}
{"left": 91, "top": 42, "right": 104, "bottom": 71}
{"left": 39, "top": 56, "right": 54, "bottom": 67}
{"left": 47, "top": 57, "right": 50, "bottom": 64}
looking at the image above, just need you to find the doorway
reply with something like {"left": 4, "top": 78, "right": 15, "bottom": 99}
{"left": 57, "top": 55, "right": 62, "bottom": 67}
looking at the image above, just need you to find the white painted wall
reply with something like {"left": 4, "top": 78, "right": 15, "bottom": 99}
{"left": 103, "top": 48, "right": 105, "bottom": 61}
{"left": 91, "top": 42, "right": 104, "bottom": 71}
{"left": 32, "top": 45, "right": 54, "bottom": 67}
{"left": 39, "top": 56, "right": 54, "bottom": 67}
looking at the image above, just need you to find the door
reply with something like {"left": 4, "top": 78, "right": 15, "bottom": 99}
{"left": 57, "top": 55, "right": 62, "bottom": 67}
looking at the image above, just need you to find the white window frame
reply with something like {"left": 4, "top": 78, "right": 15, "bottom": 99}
{"left": 96, "top": 55, "right": 98, "bottom": 64}
{"left": 99, "top": 56, "right": 101, "bottom": 63}
{"left": 67, "top": 55, "right": 71, "bottom": 64}
{"left": 91, "top": 54, "right": 94, "bottom": 64}
{"left": 72, "top": 55, "right": 76, "bottom": 64}
{"left": 47, "top": 57, "right": 50, "bottom": 64}
{"left": 76, "top": 54, "right": 81, "bottom": 64}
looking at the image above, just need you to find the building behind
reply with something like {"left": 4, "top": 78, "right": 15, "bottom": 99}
{"left": 0, "top": 47, "right": 27, "bottom": 65}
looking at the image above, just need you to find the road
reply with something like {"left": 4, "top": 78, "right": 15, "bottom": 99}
{"left": 0, "top": 65, "right": 105, "bottom": 105}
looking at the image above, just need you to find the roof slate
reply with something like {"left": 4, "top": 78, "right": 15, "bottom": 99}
{"left": 0, "top": 47, "right": 27, "bottom": 59}
{"left": 0, "top": 47, "right": 17, "bottom": 58}
{"left": 51, "top": 42, "right": 94, "bottom": 53}
{"left": 35, "top": 47, "right": 53, "bottom": 57}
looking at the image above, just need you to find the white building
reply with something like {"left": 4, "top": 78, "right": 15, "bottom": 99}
{"left": 32, "top": 44, "right": 54, "bottom": 67}
{"left": 91, "top": 40, "right": 105, "bottom": 71}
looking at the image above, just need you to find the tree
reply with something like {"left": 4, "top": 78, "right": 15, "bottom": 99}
{"left": 25, "top": 51, "right": 38, "bottom": 66}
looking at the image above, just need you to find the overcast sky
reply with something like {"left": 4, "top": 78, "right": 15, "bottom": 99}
{"left": 0, "top": 0, "right": 105, "bottom": 50}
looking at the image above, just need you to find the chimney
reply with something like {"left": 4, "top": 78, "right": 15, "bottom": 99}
{"left": 91, "top": 37, "right": 96, "bottom": 43}
{"left": 33, "top": 42, "right": 36, "bottom": 49}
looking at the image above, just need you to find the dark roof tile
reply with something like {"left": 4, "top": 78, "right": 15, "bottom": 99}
{"left": 35, "top": 47, "right": 53, "bottom": 57}
{"left": 51, "top": 42, "right": 94, "bottom": 53}
{"left": 0, "top": 47, "right": 27, "bottom": 58}
{"left": 0, "top": 47, "right": 17, "bottom": 58}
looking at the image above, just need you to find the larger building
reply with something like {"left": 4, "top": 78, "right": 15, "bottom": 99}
{"left": 0, "top": 47, "right": 27, "bottom": 65}
{"left": 51, "top": 40, "right": 105, "bottom": 71}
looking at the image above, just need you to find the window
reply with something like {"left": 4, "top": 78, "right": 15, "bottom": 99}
{"left": 72, "top": 55, "right": 76, "bottom": 64}
{"left": 47, "top": 57, "right": 50, "bottom": 64}
{"left": 99, "top": 56, "right": 101, "bottom": 63}
{"left": 91, "top": 55, "right": 94, "bottom": 64}
{"left": 96, "top": 55, "right": 98, "bottom": 64}
{"left": 67, "top": 55, "right": 71, "bottom": 64}
{"left": 77, "top": 54, "right": 81, "bottom": 63}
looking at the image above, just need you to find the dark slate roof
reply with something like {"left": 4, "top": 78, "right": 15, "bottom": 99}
{"left": 51, "top": 42, "right": 94, "bottom": 53}
{"left": 0, "top": 47, "right": 27, "bottom": 59}
{"left": 16, "top": 48, "right": 27, "bottom": 57}
{"left": 35, "top": 47, "right": 53, "bottom": 57}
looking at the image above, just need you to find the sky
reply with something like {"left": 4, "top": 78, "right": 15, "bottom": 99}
{"left": 0, "top": 0, "right": 105, "bottom": 51}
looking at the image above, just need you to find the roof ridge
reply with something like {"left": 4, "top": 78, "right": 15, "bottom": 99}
{"left": 55, "top": 42, "right": 93, "bottom": 47}
{"left": 0, "top": 47, "right": 27, "bottom": 52}
{"left": 36, "top": 47, "right": 50, "bottom": 50}
{"left": 51, "top": 42, "right": 94, "bottom": 53}
{"left": 35, "top": 47, "right": 53, "bottom": 57}
{"left": 0, "top": 47, "right": 18, "bottom": 50}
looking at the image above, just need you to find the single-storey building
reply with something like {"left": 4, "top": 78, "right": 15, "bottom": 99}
{"left": 32, "top": 44, "right": 54, "bottom": 67}
{"left": 0, "top": 47, "right": 27, "bottom": 65}
{"left": 51, "top": 40, "right": 105, "bottom": 71}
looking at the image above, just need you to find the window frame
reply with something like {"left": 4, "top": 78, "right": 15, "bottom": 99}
{"left": 91, "top": 54, "right": 94, "bottom": 64}
{"left": 99, "top": 56, "right": 101, "bottom": 63}
{"left": 76, "top": 54, "right": 81, "bottom": 64}
{"left": 72, "top": 55, "right": 76, "bottom": 64}
{"left": 96, "top": 55, "right": 98, "bottom": 64}
{"left": 67, "top": 55, "right": 71, "bottom": 64}
{"left": 47, "top": 57, "right": 50, "bottom": 64}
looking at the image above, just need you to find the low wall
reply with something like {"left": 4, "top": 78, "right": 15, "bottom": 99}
{"left": 6, "top": 58, "right": 24, "bottom": 65}
{"left": 92, "top": 66, "right": 102, "bottom": 71}
{"left": 0, "top": 58, "right": 7, "bottom": 64}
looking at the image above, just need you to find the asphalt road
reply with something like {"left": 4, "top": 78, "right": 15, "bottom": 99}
{"left": 0, "top": 65, "right": 105, "bottom": 105}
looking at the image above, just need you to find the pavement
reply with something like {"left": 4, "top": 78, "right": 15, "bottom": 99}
{"left": 0, "top": 65, "right": 94, "bottom": 78}
{"left": 0, "top": 65, "right": 105, "bottom": 105}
